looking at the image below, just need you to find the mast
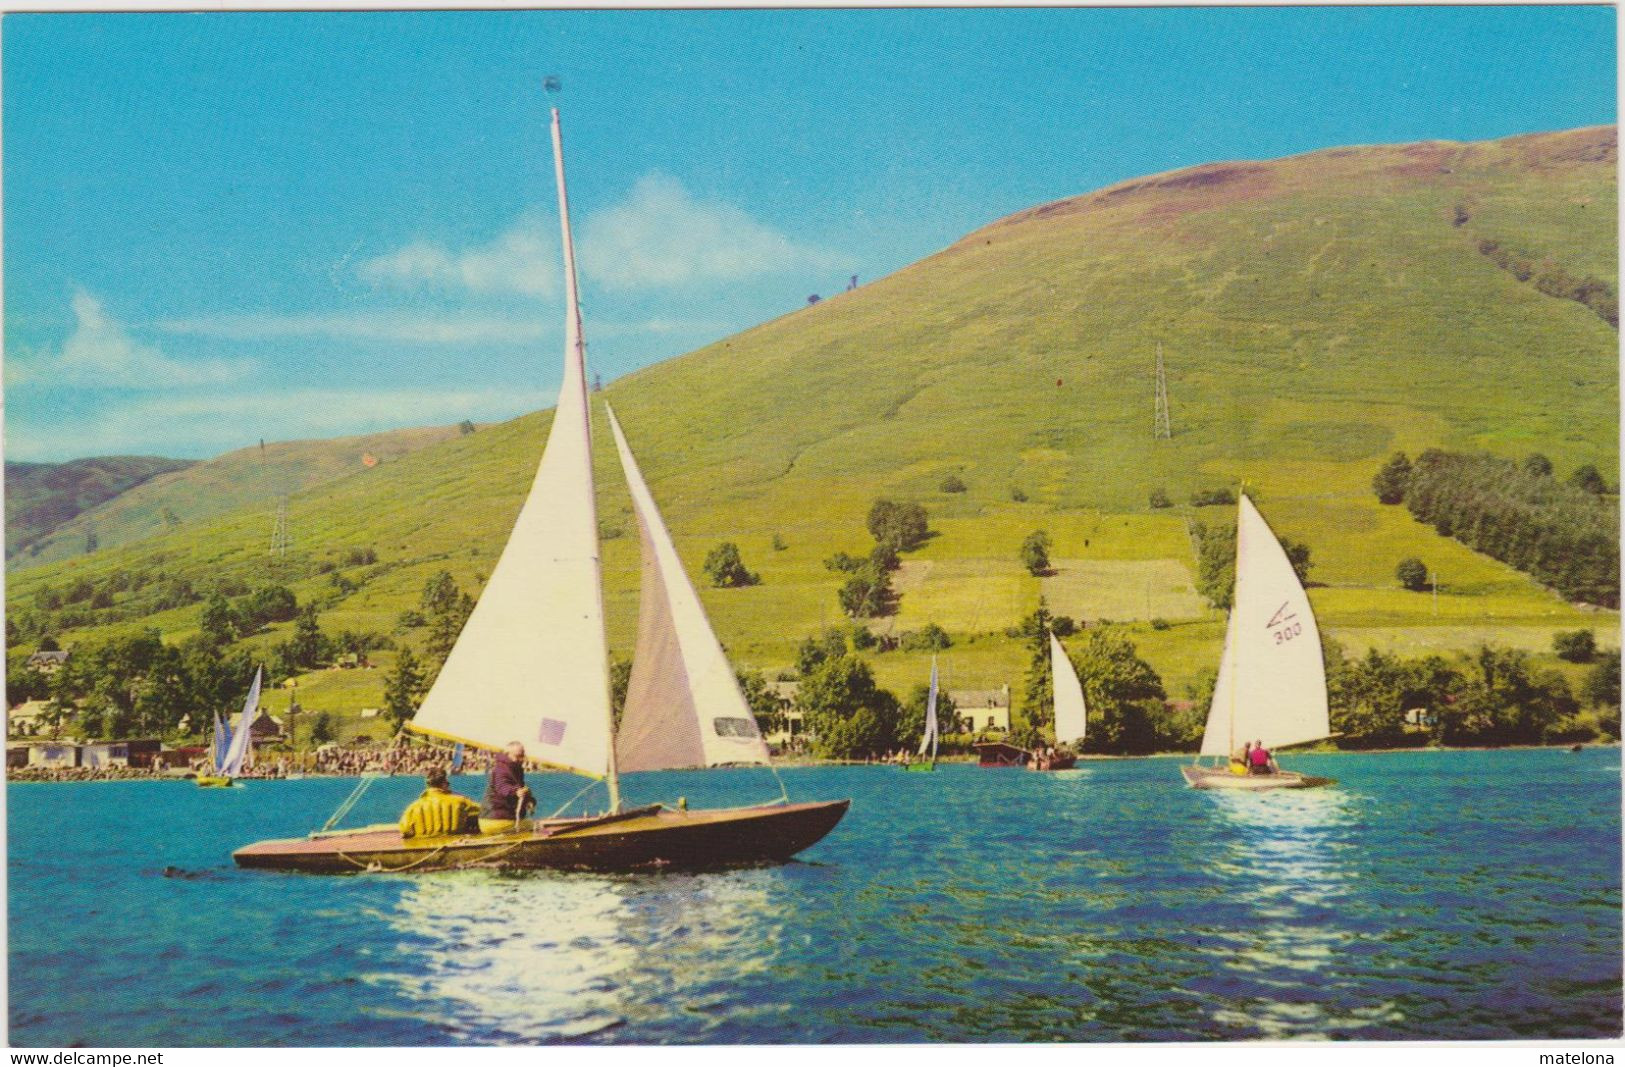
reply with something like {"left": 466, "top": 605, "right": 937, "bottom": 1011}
{"left": 551, "top": 105, "right": 621, "bottom": 813}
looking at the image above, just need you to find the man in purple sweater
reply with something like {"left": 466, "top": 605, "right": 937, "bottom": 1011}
{"left": 479, "top": 741, "right": 534, "bottom": 833}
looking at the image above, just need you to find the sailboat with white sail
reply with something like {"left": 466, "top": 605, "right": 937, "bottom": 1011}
{"left": 1031, "top": 632, "right": 1083, "bottom": 771}
{"left": 198, "top": 667, "right": 260, "bottom": 788}
{"left": 904, "top": 657, "right": 941, "bottom": 772}
{"left": 234, "top": 106, "right": 848, "bottom": 872}
{"left": 1181, "top": 494, "right": 1335, "bottom": 790}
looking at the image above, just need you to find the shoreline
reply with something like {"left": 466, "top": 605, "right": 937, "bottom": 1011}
{"left": 7, "top": 740, "right": 1615, "bottom": 784}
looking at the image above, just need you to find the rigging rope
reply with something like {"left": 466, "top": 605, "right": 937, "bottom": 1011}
{"left": 321, "top": 773, "right": 380, "bottom": 833}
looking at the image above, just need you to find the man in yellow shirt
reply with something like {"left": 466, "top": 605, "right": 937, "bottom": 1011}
{"left": 399, "top": 769, "right": 481, "bottom": 839}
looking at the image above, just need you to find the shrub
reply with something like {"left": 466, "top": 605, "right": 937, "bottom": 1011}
{"left": 1372, "top": 452, "right": 1413, "bottom": 505}
{"left": 1148, "top": 488, "right": 1172, "bottom": 509}
{"left": 1150, "top": 617, "right": 1171, "bottom": 631}
{"left": 1569, "top": 464, "right": 1609, "bottom": 495}
{"left": 867, "top": 499, "right": 929, "bottom": 551}
{"left": 771, "top": 533, "right": 787, "bottom": 551}
{"left": 1554, "top": 629, "right": 1598, "bottom": 663}
{"left": 940, "top": 475, "right": 967, "bottom": 493}
{"left": 1021, "top": 530, "right": 1052, "bottom": 576}
{"left": 900, "top": 623, "right": 951, "bottom": 652}
{"left": 1396, "top": 558, "right": 1430, "bottom": 592}
{"left": 1190, "top": 487, "right": 1236, "bottom": 508}
{"left": 1010, "top": 487, "right": 1028, "bottom": 503}
{"left": 703, "top": 542, "right": 760, "bottom": 588}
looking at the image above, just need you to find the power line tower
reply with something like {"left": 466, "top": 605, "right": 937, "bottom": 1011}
{"left": 1153, "top": 342, "right": 1173, "bottom": 440}
{"left": 270, "top": 497, "right": 291, "bottom": 559}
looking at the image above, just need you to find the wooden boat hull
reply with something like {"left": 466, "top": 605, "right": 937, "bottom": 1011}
{"left": 1029, "top": 754, "right": 1078, "bottom": 771}
{"left": 233, "top": 799, "right": 850, "bottom": 875}
{"left": 196, "top": 775, "right": 234, "bottom": 788}
{"left": 1181, "top": 764, "right": 1334, "bottom": 790}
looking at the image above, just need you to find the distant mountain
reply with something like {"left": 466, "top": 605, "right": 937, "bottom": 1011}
{"left": 7, "top": 425, "right": 466, "bottom": 569}
{"left": 6, "top": 456, "right": 194, "bottom": 559}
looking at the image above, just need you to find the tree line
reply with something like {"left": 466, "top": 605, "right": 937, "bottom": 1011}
{"left": 1375, "top": 449, "right": 1619, "bottom": 608}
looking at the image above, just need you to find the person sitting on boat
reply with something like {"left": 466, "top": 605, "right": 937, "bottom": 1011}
{"left": 480, "top": 741, "right": 536, "bottom": 834}
{"left": 1248, "top": 741, "right": 1273, "bottom": 776}
{"left": 1233, "top": 742, "right": 1252, "bottom": 775}
{"left": 399, "top": 769, "right": 481, "bottom": 839}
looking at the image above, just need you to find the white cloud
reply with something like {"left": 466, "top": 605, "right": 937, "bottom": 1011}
{"left": 357, "top": 213, "right": 560, "bottom": 298}
{"left": 356, "top": 176, "right": 846, "bottom": 297}
{"left": 6, "top": 386, "right": 554, "bottom": 462}
{"left": 156, "top": 311, "right": 546, "bottom": 346}
{"left": 581, "top": 174, "right": 844, "bottom": 291}
{"left": 12, "top": 290, "right": 255, "bottom": 390}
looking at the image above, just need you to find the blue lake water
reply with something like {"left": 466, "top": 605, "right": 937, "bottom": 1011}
{"left": 8, "top": 748, "right": 1621, "bottom": 1045}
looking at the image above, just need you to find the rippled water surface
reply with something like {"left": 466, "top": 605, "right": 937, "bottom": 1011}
{"left": 8, "top": 749, "right": 1621, "bottom": 1044}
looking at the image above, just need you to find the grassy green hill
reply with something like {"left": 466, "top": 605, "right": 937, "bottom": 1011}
{"left": 6, "top": 126, "right": 1617, "bottom": 738}
{"left": 5, "top": 456, "right": 194, "bottom": 560}
{"left": 7, "top": 425, "right": 465, "bottom": 571}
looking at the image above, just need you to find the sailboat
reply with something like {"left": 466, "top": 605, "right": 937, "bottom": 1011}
{"left": 1032, "top": 632, "right": 1084, "bottom": 770}
{"left": 234, "top": 107, "right": 848, "bottom": 873}
{"left": 1181, "top": 494, "right": 1335, "bottom": 790}
{"left": 904, "top": 657, "right": 940, "bottom": 771}
{"left": 198, "top": 667, "right": 260, "bottom": 787}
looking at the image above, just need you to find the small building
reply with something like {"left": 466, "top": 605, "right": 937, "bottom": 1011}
{"left": 79, "top": 741, "right": 130, "bottom": 769}
{"left": 763, "top": 681, "right": 803, "bottom": 746}
{"left": 248, "top": 710, "right": 286, "bottom": 744}
{"left": 7, "top": 743, "right": 31, "bottom": 769}
{"left": 25, "top": 742, "right": 80, "bottom": 769}
{"left": 949, "top": 685, "right": 1011, "bottom": 734}
{"left": 26, "top": 650, "right": 70, "bottom": 675}
{"left": 7, "top": 700, "right": 54, "bottom": 738}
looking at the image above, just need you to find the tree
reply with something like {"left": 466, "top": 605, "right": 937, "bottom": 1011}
{"left": 1021, "top": 530, "right": 1052, "bottom": 576}
{"left": 309, "top": 711, "right": 336, "bottom": 745}
{"left": 609, "top": 655, "right": 632, "bottom": 727}
{"left": 1396, "top": 558, "right": 1430, "bottom": 592}
{"left": 38, "top": 635, "right": 60, "bottom": 653}
{"left": 1569, "top": 464, "right": 1609, "bottom": 495}
{"left": 199, "top": 594, "right": 238, "bottom": 648}
{"left": 702, "top": 542, "right": 759, "bottom": 588}
{"left": 419, "top": 570, "right": 460, "bottom": 616}
{"left": 795, "top": 628, "right": 848, "bottom": 676}
{"left": 1553, "top": 629, "right": 1598, "bottom": 663}
{"left": 1372, "top": 452, "right": 1413, "bottom": 505}
{"left": 900, "top": 623, "right": 951, "bottom": 651}
{"left": 940, "top": 475, "right": 967, "bottom": 493}
{"left": 868, "top": 543, "right": 900, "bottom": 573}
{"left": 1069, "top": 629, "right": 1167, "bottom": 754}
{"left": 1583, "top": 651, "right": 1620, "bottom": 709}
{"left": 383, "top": 647, "right": 425, "bottom": 726}
{"left": 736, "top": 669, "right": 787, "bottom": 735}
{"left": 798, "top": 655, "right": 903, "bottom": 758}
{"left": 867, "top": 499, "right": 929, "bottom": 552}
{"left": 1523, "top": 453, "right": 1554, "bottom": 478}
{"left": 288, "top": 604, "right": 330, "bottom": 670}
{"left": 1148, "top": 488, "right": 1172, "bottom": 509}
{"left": 838, "top": 567, "right": 891, "bottom": 618}
{"left": 898, "top": 683, "right": 958, "bottom": 747}
{"left": 1437, "top": 645, "right": 1573, "bottom": 745}
{"left": 459, "top": 419, "right": 476, "bottom": 436}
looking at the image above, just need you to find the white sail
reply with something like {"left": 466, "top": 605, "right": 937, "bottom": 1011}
{"left": 918, "top": 657, "right": 940, "bottom": 758}
{"left": 219, "top": 666, "right": 260, "bottom": 776}
{"left": 607, "top": 406, "right": 772, "bottom": 772}
{"left": 1050, "top": 632, "right": 1088, "bottom": 747}
{"left": 1198, "top": 494, "right": 1329, "bottom": 756}
{"left": 407, "top": 109, "right": 614, "bottom": 781}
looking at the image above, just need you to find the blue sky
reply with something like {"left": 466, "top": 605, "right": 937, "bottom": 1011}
{"left": 3, "top": 7, "right": 1615, "bottom": 461}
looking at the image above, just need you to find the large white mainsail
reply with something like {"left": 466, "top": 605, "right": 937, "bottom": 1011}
{"left": 1051, "top": 632, "right": 1088, "bottom": 747}
{"left": 407, "top": 109, "right": 615, "bottom": 783}
{"left": 219, "top": 666, "right": 261, "bottom": 777}
{"left": 607, "top": 405, "right": 772, "bottom": 772}
{"left": 1197, "top": 493, "right": 1329, "bottom": 757}
{"left": 918, "top": 657, "right": 940, "bottom": 758}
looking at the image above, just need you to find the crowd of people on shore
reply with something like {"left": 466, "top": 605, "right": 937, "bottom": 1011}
{"left": 9, "top": 741, "right": 499, "bottom": 783}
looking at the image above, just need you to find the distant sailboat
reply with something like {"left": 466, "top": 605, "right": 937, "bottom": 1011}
{"left": 1031, "top": 633, "right": 1082, "bottom": 771}
{"left": 1182, "top": 494, "right": 1335, "bottom": 790}
{"left": 905, "top": 657, "right": 941, "bottom": 772}
{"left": 235, "top": 106, "right": 848, "bottom": 873}
{"left": 198, "top": 667, "right": 260, "bottom": 788}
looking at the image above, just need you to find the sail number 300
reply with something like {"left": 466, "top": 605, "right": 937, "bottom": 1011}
{"left": 1273, "top": 622, "right": 1303, "bottom": 644}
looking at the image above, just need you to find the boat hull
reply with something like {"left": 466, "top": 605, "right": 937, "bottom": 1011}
{"left": 903, "top": 762, "right": 935, "bottom": 772}
{"left": 233, "top": 799, "right": 850, "bottom": 875}
{"left": 1028, "top": 754, "right": 1078, "bottom": 771}
{"left": 196, "top": 775, "right": 234, "bottom": 788}
{"left": 1180, "top": 764, "right": 1334, "bottom": 790}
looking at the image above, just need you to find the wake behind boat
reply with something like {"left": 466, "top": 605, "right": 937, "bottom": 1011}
{"left": 234, "top": 103, "right": 847, "bottom": 873}
{"left": 1182, "top": 493, "right": 1336, "bottom": 791}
